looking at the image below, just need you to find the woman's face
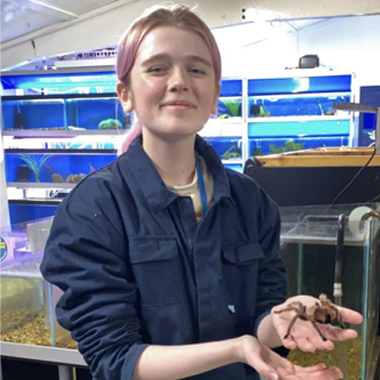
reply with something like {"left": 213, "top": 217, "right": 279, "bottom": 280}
{"left": 122, "top": 26, "right": 219, "bottom": 141}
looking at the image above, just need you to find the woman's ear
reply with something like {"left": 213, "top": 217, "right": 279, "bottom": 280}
{"left": 116, "top": 81, "right": 134, "bottom": 113}
{"left": 211, "top": 83, "right": 221, "bottom": 115}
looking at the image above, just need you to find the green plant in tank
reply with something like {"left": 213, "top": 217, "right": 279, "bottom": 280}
{"left": 18, "top": 154, "right": 53, "bottom": 182}
{"left": 98, "top": 119, "right": 122, "bottom": 129}
{"left": 270, "top": 140, "right": 305, "bottom": 154}
{"left": 251, "top": 146, "right": 263, "bottom": 156}
{"left": 220, "top": 99, "right": 240, "bottom": 117}
{"left": 222, "top": 145, "right": 242, "bottom": 160}
{"left": 259, "top": 106, "right": 271, "bottom": 117}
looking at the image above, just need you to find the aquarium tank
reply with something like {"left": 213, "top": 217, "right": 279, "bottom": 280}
{"left": 279, "top": 203, "right": 380, "bottom": 380}
{"left": 249, "top": 136, "right": 350, "bottom": 156}
{"left": 5, "top": 149, "right": 117, "bottom": 184}
{"left": 1, "top": 71, "right": 132, "bottom": 132}
{"left": 0, "top": 218, "right": 77, "bottom": 349}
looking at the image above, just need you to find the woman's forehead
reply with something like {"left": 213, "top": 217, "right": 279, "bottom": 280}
{"left": 135, "top": 26, "right": 212, "bottom": 63}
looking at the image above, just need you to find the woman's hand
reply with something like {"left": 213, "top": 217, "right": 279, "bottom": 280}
{"left": 239, "top": 335, "right": 343, "bottom": 380}
{"left": 271, "top": 295, "right": 363, "bottom": 352}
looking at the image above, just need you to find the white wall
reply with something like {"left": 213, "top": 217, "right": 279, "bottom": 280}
{"left": 213, "top": 23, "right": 299, "bottom": 78}
{"left": 215, "top": 14, "right": 380, "bottom": 91}
{"left": 2, "top": 0, "right": 380, "bottom": 70}
{"left": 298, "top": 15, "right": 380, "bottom": 92}
{"left": 0, "top": 102, "right": 10, "bottom": 230}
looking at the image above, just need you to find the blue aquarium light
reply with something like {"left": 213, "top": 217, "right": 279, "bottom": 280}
{"left": 220, "top": 79, "right": 242, "bottom": 97}
{"left": 1, "top": 72, "right": 118, "bottom": 93}
{"left": 248, "top": 75, "right": 352, "bottom": 96}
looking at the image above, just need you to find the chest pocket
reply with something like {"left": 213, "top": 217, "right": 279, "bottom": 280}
{"left": 222, "top": 243, "right": 264, "bottom": 322}
{"left": 129, "top": 237, "right": 180, "bottom": 307}
{"left": 222, "top": 243, "right": 264, "bottom": 265}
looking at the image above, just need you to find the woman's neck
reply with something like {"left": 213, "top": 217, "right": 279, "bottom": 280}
{"left": 142, "top": 130, "right": 197, "bottom": 187}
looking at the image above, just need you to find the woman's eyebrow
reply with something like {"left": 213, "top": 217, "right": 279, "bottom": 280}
{"left": 141, "top": 54, "right": 212, "bottom": 68}
{"left": 186, "top": 55, "right": 213, "bottom": 68}
{"left": 141, "top": 53, "right": 169, "bottom": 66}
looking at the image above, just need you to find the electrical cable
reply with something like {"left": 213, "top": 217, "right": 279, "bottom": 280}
{"left": 322, "top": 146, "right": 377, "bottom": 215}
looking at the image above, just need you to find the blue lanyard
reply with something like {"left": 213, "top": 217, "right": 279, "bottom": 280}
{"left": 196, "top": 158, "right": 208, "bottom": 219}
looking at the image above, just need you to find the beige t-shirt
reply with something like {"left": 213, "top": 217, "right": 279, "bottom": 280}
{"left": 167, "top": 155, "right": 214, "bottom": 222}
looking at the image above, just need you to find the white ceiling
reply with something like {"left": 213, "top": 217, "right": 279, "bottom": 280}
{"left": 1, "top": 0, "right": 122, "bottom": 43}
{"left": 1, "top": 0, "right": 380, "bottom": 71}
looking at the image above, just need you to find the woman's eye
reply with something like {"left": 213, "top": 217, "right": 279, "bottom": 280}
{"left": 190, "top": 68, "right": 206, "bottom": 75}
{"left": 148, "top": 67, "right": 166, "bottom": 73}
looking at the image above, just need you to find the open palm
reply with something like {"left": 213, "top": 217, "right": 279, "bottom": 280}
{"left": 272, "top": 295, "right": 363, "bottom": 352}
{"left": 241, "top": 335, "right": 343, "bottom": 380}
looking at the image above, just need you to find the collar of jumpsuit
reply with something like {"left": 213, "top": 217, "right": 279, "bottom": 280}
{"left": 125, "top": 134, "right": 235, "bottom": 214}
{"left": 40, "top": 133, "right": 287, "bottom": 380}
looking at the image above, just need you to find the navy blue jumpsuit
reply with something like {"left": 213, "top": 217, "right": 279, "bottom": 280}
{"left": 40, "top": 135, "right": 287, "bottom": 380}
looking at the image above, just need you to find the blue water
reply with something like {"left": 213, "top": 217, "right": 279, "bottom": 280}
{"left": 249, "top": 136, "right": 350, "bottom": 156}
{"left": 9, "top": 204, "right": 58, "bottom": 225}
{"left": 2, "top": 97, "right": 128, "bottom": 131}
{"left": 248, "top": 94, "right": 351, "bottom": 118}
{"left": 5, "top": 152, "right": 117, "bottom": 183}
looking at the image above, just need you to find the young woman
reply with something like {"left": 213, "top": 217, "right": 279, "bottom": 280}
{"left": 41, "top": 4, "right": 362, "bottom": 380}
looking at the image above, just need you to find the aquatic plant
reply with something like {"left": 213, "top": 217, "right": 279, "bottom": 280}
{"left": 98, "top": 119, "right": 122, "bottom": 129}
{"left": 251, "top": 147, "right": 263, "bottom": 156}
{"left": 18, "top": 154, "right": 53, "bottom": 182}
{"left": 220, "top": 99, "right": 240, "bottom": 117}
{"left": 44, "top": 163, "right": 93, "bottom": 183}
{"left": 222, "top": 145, "right": 242, "bottom": 160}
{"left": 270, "top": 140, "right": 305, "bottom": 154}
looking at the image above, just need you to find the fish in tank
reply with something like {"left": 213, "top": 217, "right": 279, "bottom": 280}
{"left": 43, "top": 162, "right": 96, "bottom": 183}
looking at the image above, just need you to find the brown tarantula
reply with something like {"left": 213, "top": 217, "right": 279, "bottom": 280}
{"left": 274, "top": 294, "right": 345, "bottom": 341}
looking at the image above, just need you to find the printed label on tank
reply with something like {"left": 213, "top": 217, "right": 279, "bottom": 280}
{"left": 0, "top": 236, "right": 8, "bottom": 261}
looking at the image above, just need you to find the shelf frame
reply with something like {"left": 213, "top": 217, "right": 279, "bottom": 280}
{"left": 0, "top": 341, "right": 87, "bottom": 367}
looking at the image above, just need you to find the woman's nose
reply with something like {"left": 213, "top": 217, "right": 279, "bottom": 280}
{"left": 168, "top": 68, "right": 189, "bottom": 92}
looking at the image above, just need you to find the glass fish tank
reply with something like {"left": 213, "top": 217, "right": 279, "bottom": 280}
{"left": 9, "top": 200, "right": 59, "bottom": 225}
{"left": 279, "top": 203, "right": 380, "bottom": 380}
{"left": 0, "top": 218, "right": 77, "bottom": 349}
{"left": 248, "top": 119, "right": 350, "bottom": 141}
{"left": 247, "top": 75, "right": 352, "bottom": 117}
{"left": 1, "top": 71, "right": 132, "bottom": 132}
{"left": 204, "top": 137, "right": 243, "bottom": 161}
{"left": 217, "top": 78, "right": 243, "bottom": 119}
{"left": 2, "top": 96, "right": 129, "bottom": 132}
{"left": 249, "top": 136, "right": 350, "bottom": 156}
{"left": 248, "top": 93, "right": 351, "bottom": 118}
{"left": 217, "top": 97, "right": 242, "bottom": 119}
{"left": 5, "top": 149, "right": 117, "bottom": 184}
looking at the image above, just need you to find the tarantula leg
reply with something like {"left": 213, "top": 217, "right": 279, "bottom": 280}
{"left": 284, "top": 314, "right": 301, "bottom": 340}
{"left": 310, "top": 319, "right": 328, "bottom": 341}
{"left": 274, "top": 306, "right": 301, "bottom": 315}
{"left": 329, "top": 305, "right": 345, "bottom": 329}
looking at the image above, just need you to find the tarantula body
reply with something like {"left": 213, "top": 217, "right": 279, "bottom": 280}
{"left": 310, "top": 294, "right": 344, "bottom": 328}
{"left": 274, "top": 294, "right": 345, "bottom": 341}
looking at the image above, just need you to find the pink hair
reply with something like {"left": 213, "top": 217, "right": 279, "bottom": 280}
{"left": 116, "top": 4, "right": 222, "bottom": 154}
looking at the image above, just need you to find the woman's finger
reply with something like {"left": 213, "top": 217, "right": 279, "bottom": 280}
{"left": 295, "top": 337, "right": 316, "bottom": 352}
{"left": 307, "top": 334, "right": 334, "bottom": 350}
{"left": 293, "top": 363, "right": 326, "bottom": 373}
{"left": 324, "top": 327, "right": 358, "bottom": 341}
{"left": 337, "top": 307, "right": 363, "bottom": 325}
{"left": 282, "top": 337, "right": 297, "bottom": 350}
